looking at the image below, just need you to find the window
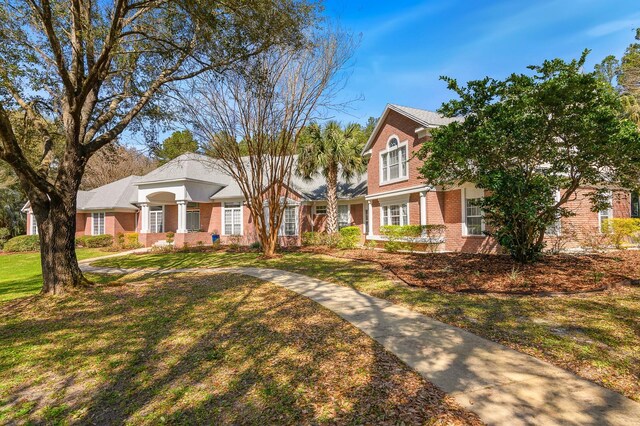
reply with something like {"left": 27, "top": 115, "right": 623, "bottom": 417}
{"left": 599, "top": 193, "right": 613, "bottom": 233}
{"left": 338, "top": 205, "right": 350, "bottom": 229}
{"left": 149, "top": 206, "right": 164, "bottom": 233}
{"left": 92, "top": 212, "right": 105, "bottom": 235}
{"left": 381, "top": 203, "right": 408, "bottom": 226}
{"left": 30, "top": 212, "right": 38, "bottom": 235}
{"left": 186, "top": 202, "right": 200, "bottom": 231}
{"left": 545, "top": 190, "right": 562, "bottom": 236}
{"left": 632, "top": 192, "right": 639, "bottom": 218}
{"left": 223, "top": 202, "right": 242, "bottom": 235}
{"left": 281, "top": 206, "right": 298, "bottom": 236}
{"left": 380, "top": 137, "right": 408, "bottom": 183}
{"left": 314, "top": 205, "right": 327, "bottom": 215}
{"left": 465, "top": 198, "right": 483, "bottom": 236}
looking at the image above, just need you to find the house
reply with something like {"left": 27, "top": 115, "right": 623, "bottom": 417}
{"left": 24, "top": 104, "right": 640, "bottom": 252}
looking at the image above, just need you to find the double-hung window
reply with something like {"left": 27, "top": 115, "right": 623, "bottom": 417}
{"left": 186, "top": 202, "right": 200, "bottom": 232}
{"left": 30, "top": 212, "right": 38, "bottom": 235}
{"left": 381, "top": 203, "right": 408, "bottom": 226}
{"left": 380, "top": 137, "right": 407, "bottom": 183}
{"left": 463, "top": 187, "right": 484, "bottom": 236}
{"left": 338, "top": 205, "right": 350, "bottom": 229}
{"left": 223, "top": 202, "right": 242, "bottom": 235}
{"left": 314, "top": 205, "right": 327, "bottom": 215}
{"left": 281, "top": 206, "right": 298, "bottom": 236}
{"left": 149, "top": 206, "right": 164, "bottom": 233}
{"left": 92, "top": 212, "right": 105, "bottom": 235}
{"left": 599, "top": 193, "right": 613, "bottom": 233}
{"left": 631, "top": 192, "right": 639, "bottom": 218}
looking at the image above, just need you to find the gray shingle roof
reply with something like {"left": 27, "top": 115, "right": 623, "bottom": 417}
{"left": 78, "top": 175, "right": 140, "bottom": 211}
{"left": 134, "top": 152, "right": 235, "bottom": 185}
{"left": 290, "top": 172, "right": 367, "bottom": 200}
{"left": 388, "top": 104, "right": 462, "bottom": 127}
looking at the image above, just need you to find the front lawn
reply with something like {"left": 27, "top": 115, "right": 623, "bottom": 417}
{"left": 0, "top": 273, "right": 478, "bottom": 425}
{"left": 0, "top": 248, "right": 115, "bottom": 302}
{"left": 94, "top": 250, "right": 640, "bottom": 401}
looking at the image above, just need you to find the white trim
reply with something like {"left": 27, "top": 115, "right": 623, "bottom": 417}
{"left": 279, "top": 205, "right": 299, "bottom": 236}
{"left": 598, "top": 192, "right": 613, "bottom": 233}
{"left": 419, "top": 191, "right": 427, "bottom": 227}
{"left": 91, "top": 212, "right": 106, "bottom": 236}
{"left": 367, "top": 200, "right": 373, "bottom": 236}
{"left": 366, "top": 184, "right": 433, "bottom": 201}
{"left": 29, "top": 212, "right": 38, "bottom": 235}
{"left": 222, "top": 201, "right": 243, "bottom": 236}
{"left": 461, "top": 187, "right": 485, "bottom": 237}
{"left": 148, "top": 205, "right": 165, "bottom": 233}
{"left": 379, "top": 197, "right": 410, "bottom": 227}
{"left": 379, "top": 136, "right": 409, "bottom": 186}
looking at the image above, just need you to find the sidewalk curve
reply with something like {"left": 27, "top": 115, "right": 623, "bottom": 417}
{"left": 81, "top": 263, "right": 640, "bottom": 426}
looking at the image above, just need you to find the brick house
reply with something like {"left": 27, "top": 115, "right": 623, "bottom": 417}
{"left": 23, "top": 104, "right": 640, "bottom": 252}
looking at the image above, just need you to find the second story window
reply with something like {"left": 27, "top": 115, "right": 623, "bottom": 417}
{"left": 380, "top": 137, "right": 407, "bottom": 183}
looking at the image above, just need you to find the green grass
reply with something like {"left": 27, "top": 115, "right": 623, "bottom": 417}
{"left": 95, "top": 250, "right": 640, "bottom": 401}
{"left": 0, "top": 273, "right": 477, "bottom": 425}
{"left": 0, "top": 248, "right": 114, "bottom": 302}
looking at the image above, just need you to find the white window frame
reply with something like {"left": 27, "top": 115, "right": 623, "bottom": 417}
{"left": 280, "top": 205, "right": 299, "bottom": 236}
{"left": 91, "top": 212, "right": 106, "bottom": 236}
{"left": 462, "top": 187, "right": 485, "bottom": 236}
{"left": 222, "top": 201, "right": 243, "bottom": 236}
{"left": 314, "top": 204, "right": 327, "bottom": 215}
{"left": 30, "top": 212, "right": 38, "bottom": 235}
{"left": 379, "top": 135, "right": 408, "bottom": 185}
{"left": 338, "top": 204, "right": 351, "bottom": 229}
{"left": 598, "top": 192, "right": 613, "bottom": 233}
{"left": 149, "top": 206, "right": 165, "bottom": 234}
{"left": 545, "top": 189, "right": 562, "bottom": 236}
{"left": 380, "top": 199, "right": 409, "bottom": 227}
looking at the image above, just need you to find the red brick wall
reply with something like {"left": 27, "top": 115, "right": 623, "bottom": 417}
{"left": 427, "top": 191, "right": 445, "bottom": 225}
{"left": 367, "top": 110, "right": 428, "bottom": 195}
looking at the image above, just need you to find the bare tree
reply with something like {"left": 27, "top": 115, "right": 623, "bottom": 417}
{"left": 82, "top": 145, "right": 157, "bottom": 190}
{"left": 0, "top": 0, "right": 316, "bottom": 293}
{"left": 182, "top": 30, "right": 355, "bottom": 257}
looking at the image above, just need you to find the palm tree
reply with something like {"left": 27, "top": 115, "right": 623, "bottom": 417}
{"left": 297, "top": 121, "right": 368, "bottom": 234}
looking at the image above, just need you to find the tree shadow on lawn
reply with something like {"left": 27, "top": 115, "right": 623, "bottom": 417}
{"left": 0, "top": 272, "right": 475, "bottom": 425}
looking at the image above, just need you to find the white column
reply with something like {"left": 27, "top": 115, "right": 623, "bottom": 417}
{"left": 140, "top": 203, "right": 150, "bottom": 234}
{"left": 367, "top": 200, "right": 373, "bottom": 237}
{"left": 177, "top": 201, "right": 188, "bottom": 233}
{"left": 419, "top": 191, "right": 427, "bottom": 227}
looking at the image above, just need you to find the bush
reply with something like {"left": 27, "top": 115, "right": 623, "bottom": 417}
{"left": 83, "top": 234, "right": 114, "bottom": 248}
{"left": 603, "top": 218, "right": 640, "bottom": 249}
{"left": 166, "top": 232, "right": 175, "bottom": 244}
{"left": 379, "top": 225, "right": 446, "bottom": 253}
{"left": 3, "top": 235, "right": 40, "bottom": 252}
{"left": 301, "top": 231, "right": 322, "bottom": 246}
{"left": 301, "top": 231, "right": 341, "bottom": 248}
{"left": 124, "top": 233, "right": 142, "bottom": 249}
{"left": 363, "top": 239, "right": 378, "bottom": 250}
{"left": 0, "top": 228, "right": 11, "bottom": 250}
{"left": 337, "top": 226, "right": 361, "bottom": 249}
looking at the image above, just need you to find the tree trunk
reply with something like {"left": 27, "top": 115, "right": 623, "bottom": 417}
{"left": 326, "top": 165, "right": 338, "bottom": 234}
{"left": 37, "top": 200, "right": 89, "bottom": 295}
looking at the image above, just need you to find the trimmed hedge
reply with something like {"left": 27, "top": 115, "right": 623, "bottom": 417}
{"left": 77, "top": 234, "right": 114, "bottom": 248}
{"left": 3, "top": 235, "right": 40, "bottom": 252}
{"left": 380, "top": 224, "right": 446, "bottom": 252}
{"left": 337, "top": 226, "right": 361, "bottom": 249}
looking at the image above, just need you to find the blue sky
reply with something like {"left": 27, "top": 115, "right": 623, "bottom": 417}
{"left": 323, "top": 0, "right": 640, "bottom": 124}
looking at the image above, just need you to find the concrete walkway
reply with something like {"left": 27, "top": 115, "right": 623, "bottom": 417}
{"left": 81, "top": 262, "right": 640, "bottom": 426}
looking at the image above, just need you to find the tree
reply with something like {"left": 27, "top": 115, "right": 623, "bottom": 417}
{"left": 82, "top": 145, "right": 157, "bottom": 190}
{"left": 596, "top": 29, "right": 640, "bottom": 125}
{"left": 418, "top": 51, "right": 640, "bottom": 262}
{"left": 183, "top": 30, "right": 355, "bottom": 257}
{"left": 297, "top": 121, "right": 367, "bottom": 234}
{"left": 153, "top": 130, "right": 199, "bottom": 164}
{"left": 0, "top": 0, "right": 317, "bottom": 294}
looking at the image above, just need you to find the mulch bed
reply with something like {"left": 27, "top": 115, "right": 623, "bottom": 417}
{"left": 304, "top": 248, "right": 640, "bottom": 295}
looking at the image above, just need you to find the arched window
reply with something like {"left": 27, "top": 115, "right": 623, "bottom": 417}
{"left": 380, "top": 136, "right": 407, "bottom": 183}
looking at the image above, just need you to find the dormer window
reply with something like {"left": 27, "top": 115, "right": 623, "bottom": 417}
{"left": 380, "top": 136, "right": 408, "bottom": 184}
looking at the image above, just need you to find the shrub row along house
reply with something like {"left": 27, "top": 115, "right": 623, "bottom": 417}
{"left": 23, "top": 104, "right": 640, "bottom": 252}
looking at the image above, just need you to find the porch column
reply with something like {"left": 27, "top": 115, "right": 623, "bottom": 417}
{"left": 177, "top": 201, "right": 188, "bottom": 233}
{"left": 367, "top": 200, "right": 373, "bottom": 237}
{"left": 140, "top": 203, "right": 150, "bottom": 233}
{"left": 419, "top": 191, "right": 427, "bottom": 227}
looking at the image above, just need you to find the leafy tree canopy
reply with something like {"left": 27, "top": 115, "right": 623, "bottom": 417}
{"left": 153, "top": 130, "right": 200, "bottom": 164}
{"left": 418, "top": 50, "right": 640, "bottom": 262}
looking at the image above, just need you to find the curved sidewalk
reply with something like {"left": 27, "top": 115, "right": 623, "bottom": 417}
{"left": 81, "top": 263, "right": 640, "bottom": 426}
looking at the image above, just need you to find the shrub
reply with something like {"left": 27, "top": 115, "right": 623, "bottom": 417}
{"left": 0, "top": 228, "right": 11, "bottom": 250}
{"left": 249, "top": 241, "right": 261, "bottom": 250}
{"left": 337, "top": 226, "right": 361, "bottom": 249}
{"left": 165, "top": 231, "right": 175, "bottom": 244}
{"left": 301, "top": 231, "right": 341, "bottom": 248}
{"left": 84, "top": 234, "right": 114, "bottom": 248}
{"left": 116, "top": 232, "right": 125, "bottom": 248}
{"left": 603, "top": 218, "right": 640, "bottom": 249}
{"left": 580, "top": 226, "right": 611, "bottom": 252}
{"left": 363, "top": 239, "right": 378, "bottom": 250}
{"left": 124, "top": 233, "right": 142, "bottom": 249}
{"left": 4, "top": 235, "right": 40, "bottom": 252}
{"left": 302, "top": 231, "right": 321, "bottom": 246}
{"left": 379, "top": 225, "right": 446, "bottom": 253}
